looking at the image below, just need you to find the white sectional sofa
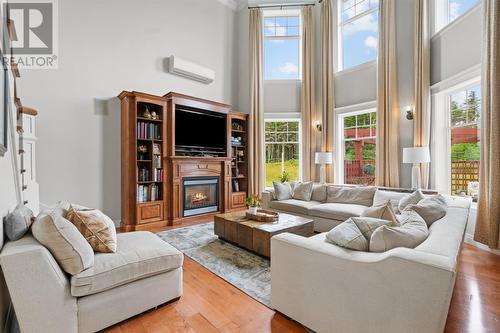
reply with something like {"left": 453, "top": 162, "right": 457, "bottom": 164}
{"left": 269, "top": 187, "right": 472, "bottom": 333}
{"left": 262, "top": 184, "right": 414, "bottom": 232}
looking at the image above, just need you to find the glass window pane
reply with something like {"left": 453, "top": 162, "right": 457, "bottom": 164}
{"left": 287, "top": 26, "right": 299, "bottom": 36}
{"left": 287, "top": 133, "right": 298, "bottom": 142}
{"left": 265, "top": 121, "right": 300, "bottom": 186}
{"left": 275, "top": 16, "right": 287, "bottom": 27}
{"left": 288, "top": 122, "right": 299, "bottom": 131}
{"left": 343, "top": 0, "right": 355, "bottom": 11}
{"left": 287, "top": 16, "right": 299, "bottom": 26}
{"left": 265, "top": 121, "right": 275, "bottom": 132}
{"left": 264, "top": 38, "right": 300, "bottom": 80}
{"left": 342, "top": 6, "right": 356, "bottom": 22}
{"left": 264, "top": 26, "right": 275, "bottom": 37}
{"left": 355, "top": 0, "right": 370, "bottom": 15}
{"left": 449, "top": 0, "right": 480, "bottom": 22}
{"left": 341, "top": 11, "right": 378, "bottom": 70}
{"left": 264, "top": 17, "right": 275, "bottom": 27}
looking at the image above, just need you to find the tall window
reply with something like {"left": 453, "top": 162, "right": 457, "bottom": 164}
{"left": 264, "top": 11, "right": 301, "bottom": 80}
{"left": 265, "top": 120, "right": 301, "bottom": 186}
{"left": 449, "top": 85, "right": 481, "bottom": 196}
{"left": 339, "top": 111, "right": 376, "bottom": 185}
{"left": 434, "top": 0, "right": 480, "bottom": 33}
{"left": 338, "top": 0, "right": 379, "bottom": 71}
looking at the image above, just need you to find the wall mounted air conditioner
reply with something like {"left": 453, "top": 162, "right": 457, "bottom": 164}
{"left": 167, "top": 56, "right": 215, "bottom": 84}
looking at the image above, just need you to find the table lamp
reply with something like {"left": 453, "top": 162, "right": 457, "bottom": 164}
{"left": 315, "top": 152, "right": 333, "bottom": 184}
{"left": 403, "top": 147, "right": 430, "bottom": 189}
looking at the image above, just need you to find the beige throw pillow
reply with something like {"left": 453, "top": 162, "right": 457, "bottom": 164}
{"left": 370, "top": 210, "right": 429, "bottom": 252}
{"left": 66, "top": 207, "right": 117, "bottom": 253}
{"left": 32, "top": 202, "right": 94, "bottom": 275}
{"left": 292, "top": 181, "right": 314, "bottom": 201}
{"left": 273, "top": 181, "right": 293, "bottom": 201}
{"left": 326, "top": 217, "right": 396, "bottom": 251}
{"left": 361, "top": 202, "right": 398, "bottom": 224}
{"left": 326, "top": 186, "right": 377, "bottom": 207}
{"left": 403, "top": 195, "right": 447, "bottom": 226}
{"left": 398, "top": 190, "right": 425, "bottom": 212}
{"left": 311, "top": 184, "right": 327, "bottom": 202}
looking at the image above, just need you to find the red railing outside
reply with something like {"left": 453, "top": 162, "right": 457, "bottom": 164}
{"left": 451, "top": 160, "right": 480, "bottom": 194}
{"left": 344, "top": 160, "right": 375, "bottom": 186}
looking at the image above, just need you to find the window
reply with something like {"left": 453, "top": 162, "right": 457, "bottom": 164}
{"left": 338, "top": 0, "right": 379, "bottom": 71}
{"left": 265, "top": 120, "right": 301, "bottom": 186}
{"left": 264, "top": 11, "right": 301, "bottom": 80}
{"left": 338, "top": 111, "right": 376, "bottom": 185}
{"left": 434, "top": 0, "right": 480, "bottom": 33}
{"left": 449, "top": 85, "right": 481, "bottom": 196}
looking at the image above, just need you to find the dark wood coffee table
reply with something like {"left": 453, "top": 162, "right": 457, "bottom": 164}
{"left": 214, "top": 212, "right": 314, "bottom": 258}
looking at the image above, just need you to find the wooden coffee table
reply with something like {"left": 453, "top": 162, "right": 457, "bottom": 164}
{"left": 214, "top": 212, "right": 314, "bottom": 258}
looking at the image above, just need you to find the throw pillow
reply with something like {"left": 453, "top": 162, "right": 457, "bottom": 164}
{"left": 325, "top": 217, "right": 396, "bottom": 251}
{"left": 370, "top": 210, "right": 429, "bottom": 252}
{"left": 311, "top": 184, "right": 327, "bottom": 202}
{"left": 32, "top": 202, "right": 94, "bottom": 275}
{"left": 292, "top": 181, "right": 314, "bottom": 201}
{"left": 361, "top": 202, "right": 398, "bottom": 224}
{"left": 273, "top": 181, "right": 293, "bottom": 201}
{"left": 373, "top": 190, "right": 407, "bottom": 214}
{"left": 403, "top": 194, "right": 447, "bottom": 226}
{"left": 398, "top": 190, "right": 425, "bottom": 212}
{"left": 326, "top": 186, "right": 377, "bottom": 207}
{"left": 66, "top": 207, "right": 117, "bottom": 253}
{"left": 3, "top": 204, "right": 34, "bottom": 241}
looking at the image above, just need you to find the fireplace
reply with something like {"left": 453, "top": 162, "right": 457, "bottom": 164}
{"left": 182, "top": 177, "right": 219, "bottom": 217}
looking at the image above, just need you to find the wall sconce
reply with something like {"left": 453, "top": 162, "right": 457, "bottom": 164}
{"left": 404, "top": 105, "right": 414, "bottom": 120}
{"left": 315, "top": 120, "right": 322, "bottom": 132}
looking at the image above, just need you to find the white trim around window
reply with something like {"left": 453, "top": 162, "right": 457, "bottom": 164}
{"left": 430, "top": 76, "right": 481, "bottom": 194}
{"left": 431, "top": 0, "right": 481, "bottom": 36}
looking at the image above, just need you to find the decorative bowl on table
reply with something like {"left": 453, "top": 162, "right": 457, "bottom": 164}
{"left": 245, "top": 209, "right": 279, "bottom": 222}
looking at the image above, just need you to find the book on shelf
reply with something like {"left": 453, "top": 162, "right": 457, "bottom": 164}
{"left": 153, "top": 155, "right": 162, "bottom": 168}
{"left": 153, "top": 143, "right": 161, "bottom": 155}
{"left": 138, "top": 166, "right": 150, "bottom": 182}
{"left": 137, "top": 183, "right": 160, "bottom": 202}
{"left": 153, "top": 168, "right": 164, "bottom": 182}
{"left": 136, "top": 122, "right": 161, "bottom": 140}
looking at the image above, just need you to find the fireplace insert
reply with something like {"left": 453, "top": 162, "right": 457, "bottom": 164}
{"left": 182, "top": 177, "right": 219, "bottom": 217}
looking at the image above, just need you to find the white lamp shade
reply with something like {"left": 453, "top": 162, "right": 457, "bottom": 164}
{"left": 403, "top": 147, "right": 430, "bottom": 164}
{"left": 315, "top": 152, "right": 333, "bottom": 164}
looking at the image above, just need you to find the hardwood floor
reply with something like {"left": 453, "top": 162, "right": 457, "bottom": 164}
{"left": 107, "top": 223, "right": 500, "bottom": 333}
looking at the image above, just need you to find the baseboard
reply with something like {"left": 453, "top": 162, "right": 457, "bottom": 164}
{"left": 464, "top": 233, "right": 500, "bottom": 255}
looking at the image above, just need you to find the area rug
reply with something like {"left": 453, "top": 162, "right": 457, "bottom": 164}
{"left": 156, "top": 222, "right": 272, "bottom": 307}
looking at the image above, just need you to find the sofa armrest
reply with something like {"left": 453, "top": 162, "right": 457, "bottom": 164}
{"left": 271, "top": 233, "right": 456, "bottom": 333}
{"left": 0, "top": 235, "right": 78, "bottom": 333}
{"left": 261, "top": 189, "right": 275, "bottom": 210}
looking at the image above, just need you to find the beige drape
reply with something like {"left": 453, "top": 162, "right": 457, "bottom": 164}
{"left": 375, "top": 0, "right": 400, "bottom": 187}
{"left": 321, "top": 0, "right": 335, "bottom": 183}
{"left": 413, "top": 0, "right": 431, "bottom": 189}
{"left": 248, "top": 9, "right": 265, "bottom": 195}
{"left": 301, "top": 6, "right": 315, "bottom": 182}
{"left": 474, "top": 0, "right": 500, "bottom": 249}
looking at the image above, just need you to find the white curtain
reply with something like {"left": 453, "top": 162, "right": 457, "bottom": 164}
{"left": 375, "top": 0, "right": 400, "bottom": 187}
{"left": 249, "top": 8, "right": 265, "bottom": 195}
{"left": 474, "top": 0, "right": 500, "bottom": 249}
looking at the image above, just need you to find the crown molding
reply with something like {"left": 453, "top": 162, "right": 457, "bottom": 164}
{"left": 217, "top": 0, "right": 244, "bottom": 10}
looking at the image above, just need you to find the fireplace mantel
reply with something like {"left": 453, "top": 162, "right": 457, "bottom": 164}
{"left": 167, "top": 154, "right": 232, "bottom": 225}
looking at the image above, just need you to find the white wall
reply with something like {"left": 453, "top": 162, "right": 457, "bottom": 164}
{"left": 17, "top": 0, "right": 237, "bottom": 222}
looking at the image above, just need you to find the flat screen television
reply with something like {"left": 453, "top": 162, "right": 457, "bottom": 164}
{"left": 175, "top": 108, "right": 226, "bottom": 151}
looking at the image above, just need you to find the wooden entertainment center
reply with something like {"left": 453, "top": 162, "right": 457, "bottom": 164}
{"left": 119, "top": 91, "right": 248, "bottom": 231}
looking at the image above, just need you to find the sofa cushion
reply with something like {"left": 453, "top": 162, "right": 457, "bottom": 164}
{"left": 398, "top": 190, "right": 425, "bottom": 212}
{"left": 373, "top": 190, "right": 407, "bottom": 213}
{"left": 361, "top": 202, "right": 398, "bottom": 223}
{"left": 4, "top": 204, "right": 33, "bottom": 241}
{"left": 326, "top": 217, "right": 395, "bottom": 251}
{"left": 269, "top": 199, "right": 322, "bottom": 215}
{"left": 292, "top": 181, "right": 314, "bottom": 201}
{"left": 311, "top": 184, "right": 327, "bottom": 202}
{"left": 308, "top": 203, "right": 367, "bottom": 221}
{"left": 273, "top": 181, "right": 293, "bottom": 201}
{"left": 403, "top": 195, "right": 447, "bottom": 226}
{"left": 71, "top": 231, "right": 183, "bottom": 297}
{"left": 66, "top": 207, "right": 117, "bottom": 253}
{"left": 370, "top": 210, "right": 429, "bottom": 252}
{"left": 32, "top": 201, "right": 94, "bottom": 275}
{"left": 326, "top": 186, "right": 376, "bottom": 207}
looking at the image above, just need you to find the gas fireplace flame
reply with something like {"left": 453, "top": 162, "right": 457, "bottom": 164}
{"left": 191, "top": 192, "right": 208, "bottom": 203}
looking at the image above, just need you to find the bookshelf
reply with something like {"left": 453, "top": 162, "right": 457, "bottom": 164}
{"left": 119, "top": 91, "right": 167, "bottom": 230}
{"left": 229, "top": 112, "right": 248, "bottom": 210}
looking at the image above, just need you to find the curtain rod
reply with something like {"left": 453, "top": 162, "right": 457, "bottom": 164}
{"left": 248, "top": 3, "right": 316, "bottom": 9}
